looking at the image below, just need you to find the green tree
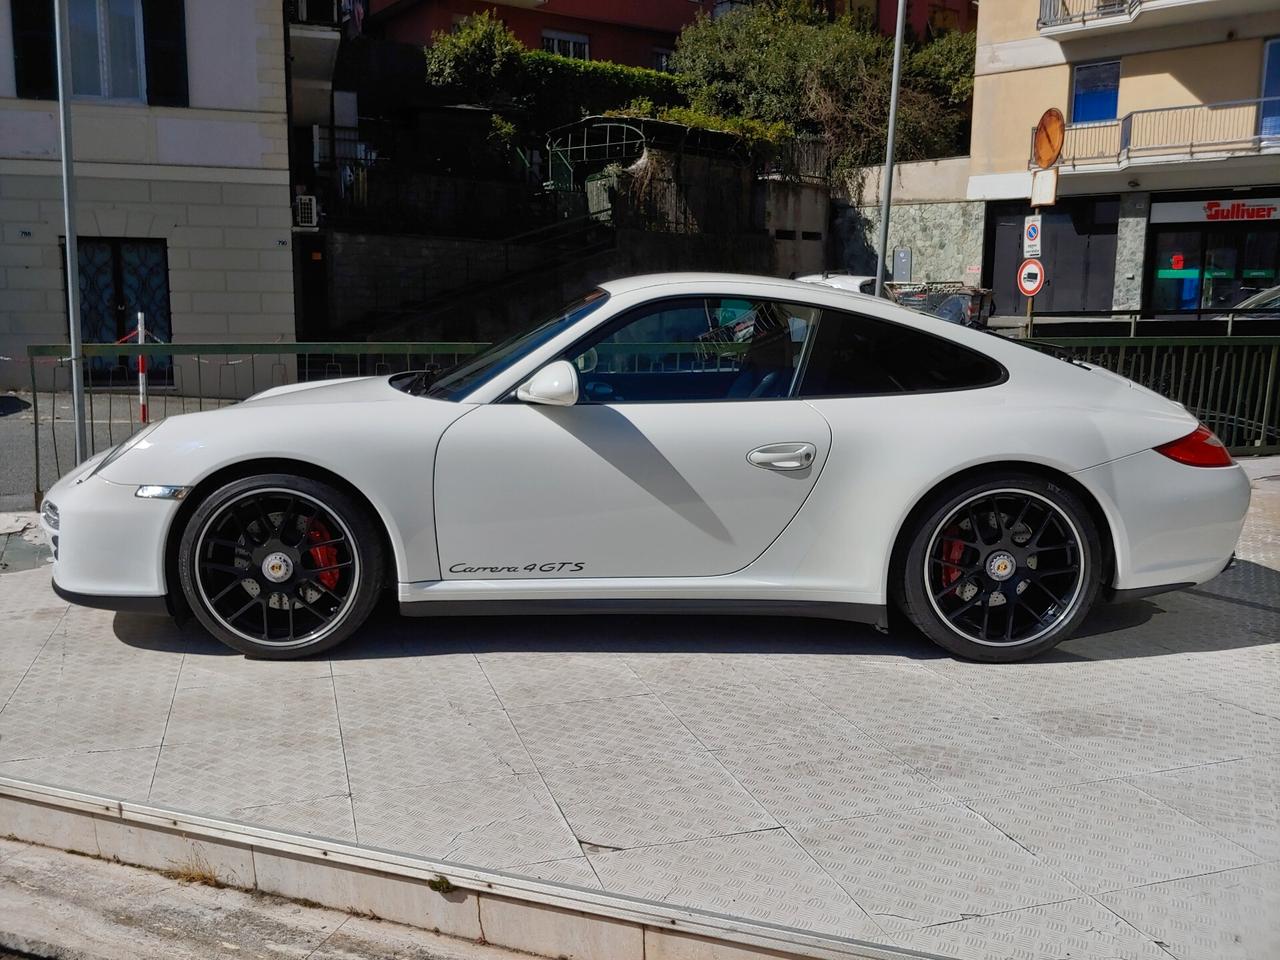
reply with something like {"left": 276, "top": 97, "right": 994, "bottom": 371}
{"left": 424, "top": 10, "right": 524, "bottom": 101}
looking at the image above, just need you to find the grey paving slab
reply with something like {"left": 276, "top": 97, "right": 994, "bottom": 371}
{"left": 1097, "top": 861, "right": 1280, "bottom": 960}
{"left": 0, "top": 746, "right": 160, "bottom": 798}
{"left": 589, "top": 827, "right": 887, "bottom": 941}
{"left": 352, "top": 774, "right": 582, "bottom": 868}
{"left": 892, "top": 897, "right": 1169, "bottom": 960}
{"left": 149, "top": 733, "right": 350, "bottom": 812}
{"left": 479, "top": 654, "right": 648, "bottom": 708}
{"left": 1016, "top": 692, "right": 1280, "bottom": 778}
{"left": 712, "top": 733, "right": 952, "bottom": 826}
{"left": 506, "top": 694, "right": 705, "bottom": 769}
{"left": 1125, "top": 756, "right": 1280, "bottom": 860}
{"left": 542, "top": 752, "right": 776, "bottom": 849}
{"left": 969, "top": 780, "right": 1261, "bottom": 895}
{"left": 791, "top": 803, "right": 1082, "bottom": 932}
{"left": 227, "top": 793, "right": 359, "bottom": 844}
{"left": 0, "top": 484, "right": 1277, "bottom": 959}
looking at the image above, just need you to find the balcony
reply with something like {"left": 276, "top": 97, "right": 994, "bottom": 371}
{"left": 1037, "top": 0, "right": 1275, "bottom": 37}
{"left": 289, "top": 0, "right": 341, "bottom": 127}
{"left": 1030, "top": 97, "right": 1280, "bottom": 174}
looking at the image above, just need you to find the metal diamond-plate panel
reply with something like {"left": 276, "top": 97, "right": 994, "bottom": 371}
{"left": 1098, "top": 861, "right": 1280, "bottom": 960}
{"left": 969, "top": 780, "right": 1260, "bottom": 895}
{"left": 589, "top": 827, "right": 886, "bottom": 941}
{"left": 893, "top": 897, "right": 1169, "bottom": 960}
{"left": 177, "top": 645, "right": 334, "bottom": 689}
{"left": 507, "top": 695, "right": 704, "bottom": 769}
{"left": 1017, "top": 692, "right": 1280, "bottom": 779}
{"left": 229, "top": 794, "right": 358, "bottom": 844}
{"left": 1125, "top": 756, "right": 1280, "bottom": 860}
{"left": 0, "top": 672, "right": 28, "bottom": 708}
{"left": 352, "top": 774, "right": 581, "bottom": 867}
{"left": 507, "top": 856, "right": 602, "bottom": 889}
{"left": 0, "top": 746, "right": 160, "bottom": 799}
{"left": 1205, "top": 680, "right": 1280, "bottom": 721}
{"left": 163, "top": 677, "right": 340, "bottom": 748}
{"left": 480, "top": 655, "right": 649, "bottom": 708}
{"left": 0, "top": 688, "right": 173, "bottom": 762}
{"left": 654, "top": 679, "right": 840, "bottom": 750}
{"left": 793, "top": 803, "right": 1081, "bottom": 931}
{"left": 0, "top": 569, "right": 66, "bottom": 619}
{"left": 341, "top": 708, "right": 535, "bottom": 796}
{"left": 149, "top": 734, "right": 350, "bottom": 812}
{"left": 9, "top": 655, "right": 181, "bottom": 705}
{"left": 542, "top": 752, "right": 776, "bottom": 849}
{"left": 713, "top": 734, "right": 952, "bottom": 826}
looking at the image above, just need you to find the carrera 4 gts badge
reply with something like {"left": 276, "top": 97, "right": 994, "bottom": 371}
{"left": 448, "top": 561, "right": 586, "bottom": 575}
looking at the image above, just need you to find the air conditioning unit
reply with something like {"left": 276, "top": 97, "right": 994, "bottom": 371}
{"left": 294, "top": 195, "right": 320, "bottom": 229}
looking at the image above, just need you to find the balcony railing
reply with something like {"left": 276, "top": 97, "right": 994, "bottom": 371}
{"left": 1038, "top": 0, "right": 1139, "bottom": 29}
{"left": 1030, "top": 96, "right": 1280, "bottom": 171}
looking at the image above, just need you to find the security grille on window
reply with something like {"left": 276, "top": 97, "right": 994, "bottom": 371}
{"left": 542, "top": 30, "right": 589, "bottom": 60}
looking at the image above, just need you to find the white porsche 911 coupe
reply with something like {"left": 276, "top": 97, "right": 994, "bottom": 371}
{"left": 42, "top": 274, "right": 1250, "bottom": 662}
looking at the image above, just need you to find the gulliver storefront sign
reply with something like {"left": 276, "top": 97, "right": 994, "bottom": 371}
{"left": 1151, "top": 198, "right": 1280, "bottom": 224}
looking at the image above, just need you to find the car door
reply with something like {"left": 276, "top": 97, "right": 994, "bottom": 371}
{"left": 433, "top": 296, "right": 832, "bottom": 580}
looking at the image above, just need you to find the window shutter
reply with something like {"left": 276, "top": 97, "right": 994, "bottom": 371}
{"left": 11, "top": 0, "right": 57, "bottom": 101}
{"left": 141, "top": 0, "right": 189, "bottom": 107}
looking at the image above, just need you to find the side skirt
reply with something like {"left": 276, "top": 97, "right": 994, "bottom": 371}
{"left": 399, "top": 597, "right": 888, "bottom": 628}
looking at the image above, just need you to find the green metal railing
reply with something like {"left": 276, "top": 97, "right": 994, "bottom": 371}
{"left": 1028, "top": 336, "right": 1280, "bottom": 455}
{"left": 21, "top": 335, "right": 1280, "bottom": 507}
{"left": 24, "top": 342, "right": 487, "bottom": 502}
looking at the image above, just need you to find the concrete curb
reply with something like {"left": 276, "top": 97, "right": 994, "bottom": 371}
{"left": 0, "top": 776, "right": 942, "bottom": 960}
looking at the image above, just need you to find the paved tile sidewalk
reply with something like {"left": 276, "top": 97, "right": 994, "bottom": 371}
{"left": 1, "top": 467, "right": 1277, "bottom": 959}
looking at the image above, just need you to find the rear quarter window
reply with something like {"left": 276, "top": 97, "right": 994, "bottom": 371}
{"left": 797, "top": 308, "right": 1005, "bottom": 397}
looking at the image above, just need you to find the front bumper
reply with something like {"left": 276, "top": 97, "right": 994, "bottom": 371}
{"left": 41, "top": 466, "right": 180, "bottom": 604}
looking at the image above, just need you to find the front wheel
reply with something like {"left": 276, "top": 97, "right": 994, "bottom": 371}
{"left": 178, "top": 474, "right": 385, "bottom": 659}
{"left": 897, "top": 474, "right": 1102, "bottom": 662}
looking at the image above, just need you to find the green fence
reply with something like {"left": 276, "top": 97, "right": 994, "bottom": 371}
{"left": 1027, "top": 336, "right": 1280, "bottom": 456}
{"left": 21, "top": 335, "right": 1280, "bottom": 505}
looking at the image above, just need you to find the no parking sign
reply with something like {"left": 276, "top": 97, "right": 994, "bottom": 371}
{"left": 1023, "top": 215, "right": 1042, "bottom": 257}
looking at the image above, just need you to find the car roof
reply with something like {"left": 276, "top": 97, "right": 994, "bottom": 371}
{"left": 598, "top": 272, "right": 879, "bottom": 300}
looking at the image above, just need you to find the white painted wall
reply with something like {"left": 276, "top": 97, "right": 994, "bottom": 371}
{"left": 0, "top": 0, "right": 14, "bottom": 98}
{"left": 186, "top": 0, "right": 264, "bottom": 112}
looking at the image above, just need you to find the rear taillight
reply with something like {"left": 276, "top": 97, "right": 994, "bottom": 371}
{"left": 1154, "top": 424, "right": 1234, "bottom": 467}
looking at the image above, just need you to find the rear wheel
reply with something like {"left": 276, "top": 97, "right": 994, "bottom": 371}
{"left": 897, "top": 474, "right": 1102, "bottom": 662}
{"left": 178, "top": 474, "right": 384, "bottom": 658}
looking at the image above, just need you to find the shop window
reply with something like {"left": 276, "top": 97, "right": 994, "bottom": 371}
{"left": 542, "top": 30, "right": 590, "bottom": 60}
{"left": 1151, "top": 231, "right": 1203, "bottom": 314}
{"left": 1071, "top": 61, "right": 1120, "bottom": 124}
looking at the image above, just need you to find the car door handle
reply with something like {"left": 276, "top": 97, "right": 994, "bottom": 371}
{"left": 747, "top": 442, "right": 816, "bottom": 471}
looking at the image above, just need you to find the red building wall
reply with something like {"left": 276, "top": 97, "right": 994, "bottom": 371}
{"left": 370, "top": 0, "right": 716, "bottom": 70}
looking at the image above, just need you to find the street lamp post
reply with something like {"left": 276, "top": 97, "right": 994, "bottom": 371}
{"left": 873, "top": 0, "right": 908, "bottom": 299}
{"left": 53, "top": 0, "right": 89, "bottom": 464}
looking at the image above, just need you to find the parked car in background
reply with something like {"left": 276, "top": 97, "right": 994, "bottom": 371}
{"left": 796, "top": 274, "right": 994, "bottom": 329}
{"left": 794, "top": 273, "right": 880, "bottom": 296}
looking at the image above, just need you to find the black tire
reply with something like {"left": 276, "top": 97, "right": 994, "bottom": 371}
{"left": 178, "top": 473, "right": 385, "bottom": 659}
{"left": 896, "top": 473, "right": 1102, "bottom": 662}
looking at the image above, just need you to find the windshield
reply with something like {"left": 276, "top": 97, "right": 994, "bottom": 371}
{"left": 423, "top": 289, "right": 610, "bottom": 401}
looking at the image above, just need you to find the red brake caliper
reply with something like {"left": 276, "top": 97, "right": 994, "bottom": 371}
{"left": 306, "top": 520, "right": 340, "bottom": 589}
{"left": 941, "top": 525, "right": 965, "bottom": 586}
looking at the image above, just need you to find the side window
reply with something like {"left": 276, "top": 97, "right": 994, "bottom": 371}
{"left": 796, "top": 310, "right": 1005, "bottom": 397}
{"left": 568, "top": 297, "right": 820, "bottom": 403}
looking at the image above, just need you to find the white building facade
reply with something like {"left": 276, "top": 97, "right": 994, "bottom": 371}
{"left": 0, "top": 0, "right": 296, "bottom": 390}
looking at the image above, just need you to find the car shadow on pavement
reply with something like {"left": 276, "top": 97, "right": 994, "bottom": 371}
{"left": 110, "top": 559, "right": 1277, "bottom": 666}
{"left": 0, "top": 395, "right": 31, "bottom": 417}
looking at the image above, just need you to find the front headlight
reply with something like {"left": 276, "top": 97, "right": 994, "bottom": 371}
{"left": 77, "top": 422, "right": 162, "bottom": 483}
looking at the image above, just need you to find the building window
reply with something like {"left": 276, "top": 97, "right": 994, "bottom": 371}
{"left": 69, "top": 0, "right": 145, "bottom": 100}
{"left": 1071, "top": 60, "right": 1121, "bottom": 124}
{"left": 1262, "top": 38, "right": 1280, "bottom": 139}
{"left": 542, "top": 30, "right": 589, "bottom": 60}
{"left": 653, "top": 48, "right": 674, "bottom": 72}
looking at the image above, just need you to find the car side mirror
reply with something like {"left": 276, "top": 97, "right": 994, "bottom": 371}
{"left": 517, "top": 360, "right": 579, "bottom": 406}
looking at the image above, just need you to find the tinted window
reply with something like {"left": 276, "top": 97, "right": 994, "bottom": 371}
{"left": 796, "top": 310, "right": 1004, "bottom": 397}
{"left": 566, "top": 297, "right": 820, "bottom": 403}
{"left": 1072, "top": 60, "right": 1120, "bottom": 123}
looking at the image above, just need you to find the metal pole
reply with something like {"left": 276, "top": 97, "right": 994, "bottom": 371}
{"left": 53, "top": 0, "right": 88, "bottom": 464}
{"left": 137, "top": 312, "right": 148, "bottom": 425}
{"left": 873, "top": 0, "right": 908, "bottom": 300}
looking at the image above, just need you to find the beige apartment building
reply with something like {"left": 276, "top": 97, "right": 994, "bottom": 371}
{"left": 0, "top": 0, "right": 299, "bottom": 391}
{"left": 847, "top": 0, "right": 1280, "bottom": 324}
